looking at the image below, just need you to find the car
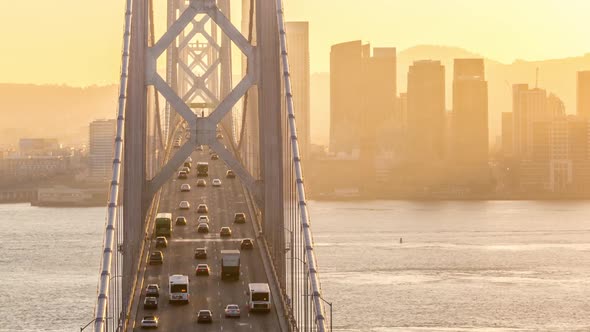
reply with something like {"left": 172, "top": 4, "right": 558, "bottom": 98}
{"left": 145, "top": 284, "right": 160, "bottom": 297}
{"left": 197, "top": 310, "right": 213, "bottom": 323}
{"left": 155, "top": 236, "right": 168, "bottom": 248}
{"left": 197, "top": 223, "right": 210, "bottom": 233}
{"left": 181, "top": 166, "right": 191, "bottom": 174}
{"left": 143, "top": 296, "right": 158, "bottom": 310}
{"left": 195, "top": 263, "right": 210, "bottom": 276}
{"left": 234, "top": 213, "right": 246, "bottom": 224}
{"left": 197, "top": 215, "right": 209, "bottom": 224}
{"left": 219, "top": 227, "right": 232, "bottom": 237}
{"left": 180, "top": 183, "right": 191, "bottom": 192}
{"left": 194, "top": 247, "right": 207, "bottom": 259}
{"left": 186, "top": 156, "right": 192, "bottom": 163}
{"left": 197, "top": 204, "right": 208, "bottom": 214}
{"left": 224, "top": 304, "right": 241, "bottom": 318}
{"left": 177, "top": 171, "right": 188, "bottom": 179}
{"left": 196, "top": 179, "right": 206, "bottom": 187}
{"left": 212, "top": 178, "right": 222, "bottom": 187}
{"left": 141, "top": 315, "right": 159, "bottom": 328}
{"left": 175, "top": 216, "right": 187, "bottom": 226}
{"left": 179, "top": 201, "right": 190, "bottom": 209}
{"left": 225, "top": 170, "right": 236, "bottom": 178}
{"left": 211, "top": 154, "right": 219, "bottom": 160}
{"left": 216, "top": 133, "right": 223, "bottom": 139}
{"left": 183, "top": 161, "right": 192, "bottom": 168}
{"left": 196, "top": 145, "right": 204, "bottom": 151}
{"left": 240, "top": 238, "right": 254, "bottom": 250}
{"left": 149, "top": 251, "right": 164, "bottom": 265}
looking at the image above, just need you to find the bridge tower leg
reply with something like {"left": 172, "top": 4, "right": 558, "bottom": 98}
{"left": 256, "top": 0, "right": 286, "bottom": 289}
{"left": 122, "top": 0, "right": 150, "bottom": 314}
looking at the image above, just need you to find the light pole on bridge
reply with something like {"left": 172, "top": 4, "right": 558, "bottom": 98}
{"left": 303, "top": 293, "right": 333, "bottom": 332}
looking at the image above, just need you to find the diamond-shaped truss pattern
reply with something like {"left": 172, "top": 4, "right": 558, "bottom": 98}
{"left": 146, "top": 0, "right": 260, "bottom": 203}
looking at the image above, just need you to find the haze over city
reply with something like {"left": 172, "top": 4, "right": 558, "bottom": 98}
{"left": 1, "top": 1, "right": 590, "bottom": 331}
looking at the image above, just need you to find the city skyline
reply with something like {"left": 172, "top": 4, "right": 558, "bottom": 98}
{"left": 0, "top": 1, "right": 589, "bottom": 86}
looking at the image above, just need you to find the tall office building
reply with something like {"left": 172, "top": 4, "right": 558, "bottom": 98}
{"left": 360, "top": 47, "right": 397, "bottom": 186}
{"left": 577, "top": 71, "right": 590, "bottom": 118}
{"left": 452, "top": 58, "right": 489, "bottom": 167}
{"left": 330, "top": 41, "right": 369, "bottom": 155}
{"left": 513, "top": 85, "right": 550, "bottom": 159}
{"left": 407, "top": 60, "right": 446, "bottom": 163}
{"left": 89, "top": 119, "right": 116, "bottom": 180}
{"left": 286, "top": 22, "right": 310, "bottom": 160}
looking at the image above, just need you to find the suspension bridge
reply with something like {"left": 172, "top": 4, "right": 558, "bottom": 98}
{"left": 89, "top": 0, "right": 329, "bottom": 331}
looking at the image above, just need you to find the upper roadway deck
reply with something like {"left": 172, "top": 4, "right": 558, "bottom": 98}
{"left": 130, "top": 132, "right": 284, "bottom": 331}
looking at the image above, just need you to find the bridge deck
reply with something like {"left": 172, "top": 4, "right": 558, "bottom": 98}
{"left": 130, "top": 138, "right": 284, "bottom": 331}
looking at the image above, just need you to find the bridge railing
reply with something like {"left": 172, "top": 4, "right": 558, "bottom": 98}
{"left": 276, "top": 1, "right": 329, "bottom": 331}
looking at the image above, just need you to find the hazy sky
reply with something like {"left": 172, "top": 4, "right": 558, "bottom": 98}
{"left": 0, "top": 0, "right": 589, "bottom": 86}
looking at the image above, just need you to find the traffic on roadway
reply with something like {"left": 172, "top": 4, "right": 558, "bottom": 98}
{"left": 132, "top": 129, "right": 282, "bottom": 331}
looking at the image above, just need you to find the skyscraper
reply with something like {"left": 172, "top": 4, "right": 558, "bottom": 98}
{"left": 330, "top": 41, "right": 368, "bottom": 155}
{"left": 89, "top": 119, "right": 116, "bottom": 180}
{"left": 577, "top": 71, "right": 590, "bottom": 119}
{"left": 452, "top": 58, "right": 489, "bottom": 168}
{"left": 407, "top": 60, "right": 446, "bottom": 163}
{"left": 513, "top": 85, "right": 549, "bottom": 159}
{"left": 360, "top": 47, "right": 397, "bottom": 187}
{"left": 286, "top": 22, "right": 310, "bottom": 160}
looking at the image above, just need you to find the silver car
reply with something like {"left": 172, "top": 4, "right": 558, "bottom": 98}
{"left": 140, "top": 315, "right": 159, "bottom": 328}
{"left": 224, "top": 304, "right": 241, "bottom": 318}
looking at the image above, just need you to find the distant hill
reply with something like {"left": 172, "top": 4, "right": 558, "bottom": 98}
{"left": 0, "top": 84, "right": 118, "bottom": 147}
{"left": 311, "top": 45, "right": 590, "bottom": 144}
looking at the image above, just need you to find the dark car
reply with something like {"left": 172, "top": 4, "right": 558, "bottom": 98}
{"left": 195, "top": 264, "right": 210, "bottom": 276}
{"left": 197, "top": 310, "right": 213, "bottom": 323}
{"left": 155, "top": 236, "right": 168, "bottom": 249}
{"left": 197, "top": 223, "right": 210, "bottom": 234}
{"left": 149, "top": 251, "right": 163, "bottom": 265}
{"left": 143, "top": 296, "right": 158, "bottom": 310}
{"left": 175, "top": 216, "right": 187, "bottom": 226}
{"left": 226, "top": 169, "right": 236, "bottom": 178}
{"left": 233, "top": 213, "right": 246, "bottom": 224}
{"left": 145, "top": 284, "right": 160, "bottom": 298}
{"left": 219, "top": 227, "right": 232, "bottom": 237}
{"left": 197, "top": 204, "right": 208, "bottom": 214}
{"left": 194, "top": 247, "right": 207, "bottom": 259}
{"left": 240, "top": 238, "right": 254, "bottom": 250}
{"left": 216, "top": 133, "right": 223, "bottom": 140}
{"left": 211, "top": 154, "right": 219, "bottom": 160}
{"left": 183, "top": 161, "right": 192, "bottom": 168}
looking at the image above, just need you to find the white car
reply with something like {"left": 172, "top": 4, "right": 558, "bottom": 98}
{"left": 212, "top": 179, "right": 222, "bottom": 187}
{"left": 179, "top": 201, "right": 190, "bottom": 209}
{"left": 198, "top": 215, "right": 210, "bottom": 224}
{"left": 180, "top": 184, "right": 191, "bottom": 192}
{"left": 224, "top": 304, "right": 241, "bottom": 318}
{"left": 186, "top": 156, "right": 192, "bottom": 163}
{"left": 140, "top": 315, "right": 159, "bottom": 328}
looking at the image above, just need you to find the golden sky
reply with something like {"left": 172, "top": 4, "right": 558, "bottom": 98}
{"left": 0, "top": 0, "right": 588, "bottom": 86}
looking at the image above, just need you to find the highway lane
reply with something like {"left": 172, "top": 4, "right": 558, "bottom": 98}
{"left": 133, "top": 142, "right": 282, "bottom": 331}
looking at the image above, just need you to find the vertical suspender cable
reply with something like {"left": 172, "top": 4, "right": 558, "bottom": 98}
{"left": 94, "top": 0, "right": 133, "bottom": 331}
{"left": 275, "top": 2, "right": 327, "bottom": 331}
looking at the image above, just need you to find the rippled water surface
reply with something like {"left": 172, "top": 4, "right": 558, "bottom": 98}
{"left": 311, "top": 201, "right": 590, "bottom": 331}
{"left": 1, "top": 201, "right": 590, "bottom": 331}
{"left": 0, "top": 204, "right": 103, "bottom": 332}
